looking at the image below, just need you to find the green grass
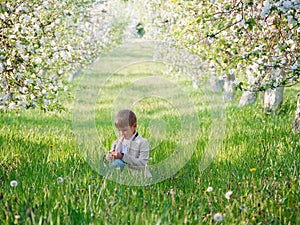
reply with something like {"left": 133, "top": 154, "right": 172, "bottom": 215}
{"left": 0, "top": 47, "right": 299, "bottom": 224}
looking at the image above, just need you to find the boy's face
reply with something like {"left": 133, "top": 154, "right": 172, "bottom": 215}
{"left": 117, "top": 123, "right": 136, "bottom": 140}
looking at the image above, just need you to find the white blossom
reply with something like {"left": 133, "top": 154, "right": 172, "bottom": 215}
{"left": 35, "top": 57, "right": 43, "bottom": 64}
{"left": 8, "top": 102, "right": 16, "bottom": 110}
{"left": 242, "top": 52, "right": 248, "bottom": 58}
{"left": 292, "top": 61, "right": 298, "bottom": 70}
{"left": 42, "top": 89, "right": 48, "bottom": 96}
{"left": 229, "top": 69, "right": 236, "bottom": 75}
{"left": 15, "top": 73, "right": 22, "bottom": 80}
{"left": 58, "top": 177, "right": 64, "bottom": 183}
{"left": 33, "top": 23, "right": 40, "bottom": 31}
{"left": 292, "top": 0, "right": 300, "bottom": 9}
{"left": 236, "top": 14, "right": 243, "bottom": 22}
{"left": 16, "top": 41, "right": 25, "bottom": 52}
{"left": 287, "top": 15, "right": 297, "bottom": 24}
{"left": 260, "top": 1, "right": 272, "bottom": 19}
{"left": 24, "top": 79, "right": 31, "bottom": 85}
{"left": 233, "top": 80, "right": 240, "bottom": 86}
{"left": 283, "top": 0, "right": 292, "bottom": 10}
{"left": 0, "top": 63, "right": 3, "bottom": 74}
{"left": 20, "top": 86, "right": 28, "bottom": 93}
{"left": 18, "top": 100, "right": 28, "bottom": 108}
{"left": 43, "top": 99, "right": 50, "bottom": 105}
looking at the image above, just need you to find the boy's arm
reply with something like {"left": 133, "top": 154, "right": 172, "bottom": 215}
{"left": 122, "top": 140, "right": 149, "bottom": 167}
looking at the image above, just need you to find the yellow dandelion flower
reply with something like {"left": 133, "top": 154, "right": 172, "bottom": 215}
{"left": 238, "top": 182, "right": 242, "bottom": 185}
{"left": 250, "top": 168, "right": 257, "bottom": 172}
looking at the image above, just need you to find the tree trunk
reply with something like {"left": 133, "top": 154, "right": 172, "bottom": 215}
{"left": 263, "top": 86, "right": 284, "bottom": 113}
{"left": 210, "top": 72, "right": 224, "bottom": 92}
{"left": 223, "top": 73, "right": 235, "bottom": 101}
{"left": 238, "top": 69, "right": 257, "bottom": 106}
{"left": 294, "top": 92, "right": 300, "bottom": 132}
{"left": 238, "top": 91, "right": 257, "bottom": 107}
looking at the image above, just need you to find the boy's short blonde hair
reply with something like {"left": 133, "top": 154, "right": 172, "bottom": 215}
{"left": 114, "top": 109, "right": 137, "bottom": 128}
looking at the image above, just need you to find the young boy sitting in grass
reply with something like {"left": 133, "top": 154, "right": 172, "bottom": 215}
{"left": 104, "top": 109, "right": 151, "bottom": 178}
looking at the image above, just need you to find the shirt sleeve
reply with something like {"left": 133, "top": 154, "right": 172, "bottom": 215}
{"left": 109, "top": 140, "right": 118, "bottom": 152}
{"left": 122, "top": 139, "right": 149, "bottom": 167}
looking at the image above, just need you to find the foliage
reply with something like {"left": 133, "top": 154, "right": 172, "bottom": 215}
{"left": 0, "top": 0, "right": 125, "bottom": 112}
{"left": 148, "top": 0, "right": 300, "bottom": 92}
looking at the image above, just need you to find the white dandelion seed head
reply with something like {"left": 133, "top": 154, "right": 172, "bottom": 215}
{"left": 225, "top": 191, "right": 233, "bottom": 200}
{"left": 213, "top": 213, "right": 223, "bottom": 222}
{"left": 14, "top": 215, "right": 21, "bottom": 219}
{"left": 58, "top": 177, "right": 64, "bottom": 183}
{"left": 207, "top": 187, "right": 213, "bottom": 192}
{"left": 10, "top": 180, "right": 18, "bottom": 187}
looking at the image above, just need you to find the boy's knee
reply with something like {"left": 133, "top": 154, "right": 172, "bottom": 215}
{"left": 110, "top": 159, "right": 125, "bottom": 170}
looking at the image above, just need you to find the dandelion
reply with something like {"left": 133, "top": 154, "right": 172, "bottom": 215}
{"left": 225, "top": 191, "right": 233, "bottom": 200}
{"left": 250, "top": 168, "right": 257, "bottom": 172}
{"left": 10, "top": 180, "right": 18, "bottom": 187}
{"left": 206, "top": 187, "right": 213, "bottom": 192}
{"left": 58, "top": 177, "right": 64, "bottom": 183}
{"left": 213, "top": 213, "right": 223, "bottom": 222}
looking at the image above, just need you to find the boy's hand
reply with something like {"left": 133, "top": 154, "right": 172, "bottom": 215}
{"left": 105, "top": 153, "right": 114, "bottom": 162}
{"left": 111, "top": 151, "right": 123, "bottom": 159}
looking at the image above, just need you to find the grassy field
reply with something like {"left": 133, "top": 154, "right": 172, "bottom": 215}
{"left": 0, "top": 42, "right": 299, "bottom": 224}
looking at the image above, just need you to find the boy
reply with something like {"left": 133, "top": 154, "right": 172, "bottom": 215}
{"left": 104, "top": 109, "right": 151, "bottom": 178}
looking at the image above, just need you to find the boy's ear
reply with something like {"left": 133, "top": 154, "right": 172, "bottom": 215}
{"left": 133, "top": 122, "right": 137, "bottom": 129}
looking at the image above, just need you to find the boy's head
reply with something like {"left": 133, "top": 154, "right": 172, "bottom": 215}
{"left": 114, "top": 109, "right": 137, "bottom": 139}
